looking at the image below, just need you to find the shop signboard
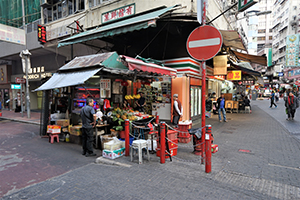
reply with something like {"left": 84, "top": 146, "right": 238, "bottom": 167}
{"left": 286, "top": 34, "right": 300, "bottom": 67}
{"left": 100, "top": 79, "right": 111, "bottom": 98}
{"left": 238, "top": 0, "right": 257, "bottom": 12}
{"left": 11, "top": 84, "right": 21, "bottom": 89}
{"left": 102, "top": 4, "right": 135, "bottom": 24}
{"left": 0, "top": 24, "right": 25, "bottom": 45}
{"left": 15, "top": 77, "right": 26, "bottom": 84}
{"left": 227, "top": 70, "right": 241, "bottom": 81}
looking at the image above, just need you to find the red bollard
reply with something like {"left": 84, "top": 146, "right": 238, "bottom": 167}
{"left": 205, "top": 125, "right": 212, "bottom": 173}
{"left": 155, "top": 114, "right": 159, "bottom": 124}
{"left": 125, "top": 119, "right": 130, "bottom": 156}
{"left": 160, "top": 122, "right": 166, "bottom": 164}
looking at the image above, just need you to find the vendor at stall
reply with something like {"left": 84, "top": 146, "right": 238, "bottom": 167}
{"left": 135, "top": 91, "right": 146, "bottom": 112}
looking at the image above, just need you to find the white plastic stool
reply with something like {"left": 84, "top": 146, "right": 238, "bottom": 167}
{"left": 130, "top": 139, "right": 150, "bottom": 164}
{"left": 245, "top": 106, "right": 250, "bottom": 114}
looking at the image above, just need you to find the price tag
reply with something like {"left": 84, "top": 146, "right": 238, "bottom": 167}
{"left": 205, "top": 134, "right": 210, "bottom": 140}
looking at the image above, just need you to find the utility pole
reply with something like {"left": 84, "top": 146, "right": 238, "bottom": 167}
{"left": 21, "top": 0, "right": 30, "bottom": 118}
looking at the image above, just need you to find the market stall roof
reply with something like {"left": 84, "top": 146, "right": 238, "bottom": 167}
{"left": 57, "top": 5, "right": 179, "bottom": 48}
{"left": 231, "top": 50, "right": 267, "bottom": 66}
{"left": 219, "top": 30, "right": 247, "bottom": 51}
{"left": 34, "top": 52, "right": 127, "bottom": 91}
{"left": 120, "top": 55, "right": 177, "bottom": 76}
{"left": 230, "top": 61, "right": 261, "bottom": 77}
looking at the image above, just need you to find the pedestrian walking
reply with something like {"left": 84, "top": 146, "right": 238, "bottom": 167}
{"left": 172, "top": 94, "right": 183, "bottom": 128}
{"left": 217, "top": 93, "right": 227, "bottom": 122}
{"left": 80, "top": 97, "right": 97, "bottom": 157}
{"left": 243, "top": 96, "right": 251, "bottom": 113}
{"left": 285, "top": 91, "right": 299, "bottom": 121}
{"left": 275, "top": 91, "right": 280, "bottom": 103}
{"left": 269, "top": 91, "right": 277, "bottom": 108}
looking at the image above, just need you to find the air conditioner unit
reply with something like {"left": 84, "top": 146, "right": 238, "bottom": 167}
{"left": 290, "top": 20, "right": 297, "bottom": 26}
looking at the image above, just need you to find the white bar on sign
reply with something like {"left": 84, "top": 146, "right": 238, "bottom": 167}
{"left": 189, "top": 38, "right": 220, "bottom": 48}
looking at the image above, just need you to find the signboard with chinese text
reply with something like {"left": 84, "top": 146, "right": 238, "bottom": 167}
{"left": 0, "top": 24, "right": 25, "bottom": 45}
{"left": 286, "top": 34, "right": 300, "bottom": 67}
{"left": 100, "top": 79, "right": 111, "bottom": 98}
{"left": 238, "top": 0, "right": 257, "bottom": 12}
{"left": 38, "top": 25, "right": 46, "bottom": 44}
{"left": 11, "top": 84, "right": 21, "bottom": 90}
{"left": 102, "top": 4, "right": 135, "bottom": 24}
{"left": 227, "top": 70, "right": 242, "bottom": 81}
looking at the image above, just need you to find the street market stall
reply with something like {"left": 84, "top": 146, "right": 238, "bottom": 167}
{"left": 35, "top": 52, "right": 177, "bottom": 156}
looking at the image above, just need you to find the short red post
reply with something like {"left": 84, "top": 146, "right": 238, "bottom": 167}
{"left": 205, "top": 125, "right": 212, "bottom": 173}
{"left": 125, "top": 119, "right": 130, "bottom": 156}
{"left": 155, "top": 114, "right": 159, "bottom": 124}
{"left": 160, "top": 122, "right": 166, "bottom": 164}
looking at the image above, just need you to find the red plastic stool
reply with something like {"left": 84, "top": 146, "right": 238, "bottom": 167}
{"left": 49, "top": 133, "right": 59, "bottom": 143}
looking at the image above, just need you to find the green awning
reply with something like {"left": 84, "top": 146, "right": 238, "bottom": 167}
{"left": 58, "top": 5, "right": 178, "bottom": 48}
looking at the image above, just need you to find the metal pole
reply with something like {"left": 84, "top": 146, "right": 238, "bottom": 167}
{"left": 205, "top": 125, "right": 212, "bottom": 173}
{"left": 125, "top": 119, "right": 130, "bottom": 156}
{"left": 21, "top": 83, "right": 23, "bottom": 117}
{"left": 160, "top": 122, "right": 166, "bottom": 164}
{"left": 21, "top": 0, "right": 30, "bottom": 118}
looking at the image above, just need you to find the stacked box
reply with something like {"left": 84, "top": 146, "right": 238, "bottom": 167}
{"left": 70, "top": 125, "right": 82, "bottom": 136}
{"left": 101, "top": 135, "right": 114, "bottom": 150}
{"left": 104, "top": 140, "right": 122, "bottom": 151}
{"left": 47, "top": 125, "right": 61, "bottom": 134}
{"left": 56, "top": 119, "right": 70, "bottom": 127}
{"left": 102, "top": 147, "right": 125, "bottom": 159}
{"left": 177, "top": 121, "right": 192, "bottom": 143}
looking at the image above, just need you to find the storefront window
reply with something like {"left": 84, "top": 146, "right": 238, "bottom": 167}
{"left": 68, "top": 0, "right": 73, "bottom": 15}
{"left": 53, "top": 5, "right": 57, "bottom": 21}
{"left": 57, "top": 3, "right": 62, "bottom": 19}
{"left": 191, "top": 86, "right": 201, "bottom": 118}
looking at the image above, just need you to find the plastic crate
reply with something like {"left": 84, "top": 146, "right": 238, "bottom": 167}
{"left": 178, "top": 135, "right": 191, "bottom": 143}
{"left": 177, "top": 121, "right": 192, "bottom": 132}
{"left": 119, "top": 136, "right": 134, "bottom": 145}
{"left": 167, "top": 130, "right": 177, "bottom": 140}
{"left": 156, "top": 147, "right": 177, "bottom": 158}
{"left": 156, "top": 138, "right": 178, "bottom": 149}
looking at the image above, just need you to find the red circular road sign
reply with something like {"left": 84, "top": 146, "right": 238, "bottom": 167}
{"left": 186, "top": 25, "right": 222, "bottom": 61}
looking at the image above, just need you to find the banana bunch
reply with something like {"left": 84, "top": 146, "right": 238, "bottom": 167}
{"left": 125, "top": 95, "right": 134, "bottom": 100}
{"left": 125, "top": 94, "right": 141, "bottom": 99}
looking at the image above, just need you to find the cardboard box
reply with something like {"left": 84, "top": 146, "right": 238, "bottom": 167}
{"left": 102, "top": 147, "right": 125, "bottom": 159}
{"left": 104, "top": 140, "right": 122, "bottom": 151}
{"left": 69, "top": 134, "right": 82, "bottom": 145}
{"left": 47, "top": 125, "right": 61, "bottom": 134}
{"left": 56, "top": 119, "right": 70, "bottom": 127}
{"left": 70, "top": 125, "right": 82, "bottom": 136}
{"left": 101, "top": 135, "right": 113, "bottom": 150}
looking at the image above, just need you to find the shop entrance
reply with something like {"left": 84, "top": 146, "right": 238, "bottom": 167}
{"left": 190, "top": 86, "right": 201, "bottom": 119}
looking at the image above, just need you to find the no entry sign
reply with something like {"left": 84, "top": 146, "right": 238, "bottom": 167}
{"left": 186, "top": 25, "right": 222, "bottom": 61}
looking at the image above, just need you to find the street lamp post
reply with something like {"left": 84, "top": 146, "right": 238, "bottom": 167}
{"left": 21, "top": 0, "right": 30, "bottom": 118}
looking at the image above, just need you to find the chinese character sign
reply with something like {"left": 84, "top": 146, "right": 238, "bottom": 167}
{"left": 102, "top": 4, "right": 135, "bottom": 23}
{"left": 286, "top": 34, "right": 300, "bottom": 67}
{"left": 37, "top": 25, "right": 46, "bottom": 44}
{"left": 227, "top": 70, "right": 241, "bottom": 81}
{"left": 0, "top": 24, "right": 25, "bottom": 45}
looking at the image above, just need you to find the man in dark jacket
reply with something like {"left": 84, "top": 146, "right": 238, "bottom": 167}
{"left": 285, "top": 91, "right": 299, "bottom": 120}
{"left": 217, "top": 93, "right": 227, "bottom": 122}
{"left": 80, "top": 98, "right": 97, "bottom": 157}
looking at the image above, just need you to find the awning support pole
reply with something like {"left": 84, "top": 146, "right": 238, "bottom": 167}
{"left": 207, "top": 2, "right": 237, "bottom": 25}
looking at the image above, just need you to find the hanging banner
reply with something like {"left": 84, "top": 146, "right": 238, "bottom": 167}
{"left": 213, "top": 55, "right": 227, "bottom": 75}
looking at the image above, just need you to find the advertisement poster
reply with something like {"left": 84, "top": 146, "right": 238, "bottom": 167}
{"left": 100, "top": 79, "right": 111, "bottom": 98}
